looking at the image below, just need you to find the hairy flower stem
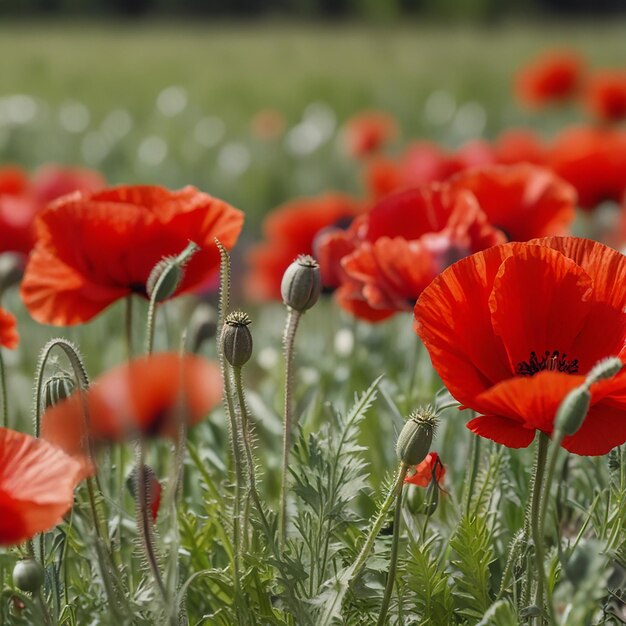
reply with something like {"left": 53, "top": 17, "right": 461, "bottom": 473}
{"left": 349, "top": 463, "right": 407, "bottom": 588}
{"left": 376, "top": 464, "right": 408, "bottom": 626}
{"left": 0, "top": 351, "right": 7, "bottom": 428}
{"left": 463, "top": 432, "right": 481, "bottom": 516}
{"left": 529, "top": 432, "right": 550, "bottom": 626}
{"left": 279, "top": 307, "right": 301, "bottom": 548}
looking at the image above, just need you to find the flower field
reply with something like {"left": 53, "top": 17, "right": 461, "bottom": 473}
{"left": 2, "top": 20, "right": 626, "bottom": 626}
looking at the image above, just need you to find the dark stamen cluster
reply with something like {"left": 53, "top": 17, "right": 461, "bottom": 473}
{"left": 516, "top": 350, "right": 579, "bottom": 377}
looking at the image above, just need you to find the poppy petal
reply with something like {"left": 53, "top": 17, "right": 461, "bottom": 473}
{"left": 466, "top": 415, "right": 536, "bottom": 448}
{"left": 489, "top": 244, "right": 593, "bottom": 376}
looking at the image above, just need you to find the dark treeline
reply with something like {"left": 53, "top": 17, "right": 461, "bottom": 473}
{"left": 0, "top": 0, "right": 625, "bottom": 19}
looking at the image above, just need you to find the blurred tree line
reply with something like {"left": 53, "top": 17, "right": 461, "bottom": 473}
{"left": 0, "top": 0, "right": 623, "bottom": 18}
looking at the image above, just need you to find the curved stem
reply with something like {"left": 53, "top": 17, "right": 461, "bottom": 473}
{"left": 530, "top": 432, "right": 550, "bottom": 625}
{"left": 349, "top": 463, "right": 407, "bottom": 588}
{"left": 279, "top": 308, "right": 301, "bottom": 548}
{"left": 376, "top": 464, "right": 408, "bottom": 625}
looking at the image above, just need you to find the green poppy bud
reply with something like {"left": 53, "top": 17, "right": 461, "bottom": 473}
{"left": 554, "top": 385, "right": 591, "bottom": 437}
{"left": 146, "top": 241, "right": 200, "bottom": 302}
{"left": 396, "top": 407, "right": 438, "bottom": 466}
{"left": 13, "top": 559, "right": 44, "bottom": 593}
{"left": 586, "top": 356, "right": 622, "bottom": 385}
{"left": 281, "top": 255, "right": 321, "bottom": 312}
{"left": 222, "top": 311, "right": 253, "bottom": 367}
{"left": 43, "top": 372, "right": 75, "bottom": 410}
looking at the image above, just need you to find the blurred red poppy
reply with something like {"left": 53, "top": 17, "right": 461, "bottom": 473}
{"left": 515, "top": 50, "right": 584, "bottom": 107}
{"left": 449, "top": 164, "right": 576, "bottom": 241}
{"left": 405, "top": 452, "right": 446, "bottom": 488}
{"left": 547, "top": 126, "right": 626, "bottom": 209}
{"left": 245, "top": 193, "right": 361, "bottom": 301}
{"left": 342, "top": 110, "right": 398, "bottom": 158}
{"left": 250, "top": 109, "right": 286, "bottom": 141}
{"left": 364, "top": 140, "right": 495, "bottom": 200}
{"left": 493, "top": 129, "right": 548, "bottom": 166}
{"left": 414, "top": 237, "right": 626, "bottom": 455}
{"left": 0, "top": 427, "right": 84, "bottom": 546}
{"left": 0, "top": 164, "right": 104, "bottom": 257}
{"left": 322, "top": 184, "right": 505, "bottom": 321}
{"left": 20, "top": 185, "right": 243, "bottom": 325}
{"left": 41, "top": 353, "right": 222, "bottom": 456}
{"left": 584, "top": 70, "right": 626, "bottom": 123}
{"left": 0, "top": 308, "right": 18, "bottom": 349}
{"left": 127, "top": 464, "right": 162, "bottom": 523}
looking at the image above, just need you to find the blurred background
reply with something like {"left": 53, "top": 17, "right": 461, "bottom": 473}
{"left": 0, "top": 1, "right": 625, "bottom": 235}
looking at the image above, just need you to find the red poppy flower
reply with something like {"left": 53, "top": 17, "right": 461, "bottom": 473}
{"left": 493, "top": 129, "right": 548, "bottom": 166}
{"left": 547, "top": 126, "right": 626, "bottom": 209}
{"left": 41, "top": 353, "right": 222, "bottom": 457}
{"left": 20, "top": 185, "right": 243, "bottom": 325}
{"left": 326, "top": 185, "right": 505, "bottom": 321}
{"left": 245, "top": 193, "right": 360, "bottom": 301}
{"left": 584, "top": 70, "right": 626, "bottom": 124}
{"left": 515, "top": 50, "right": 584, "bottom": 107}
{"left": 250, "top": 109, "right": 286, "bottom": 141}
{"left": 0, "top": 308, "right": 18, "bottom": 350}
{"left": 342, "top": 110, "right": 398, "bottom": 158}
{"left": 405, "top": 452, "right": 446, "bottom": 488}
{"left": 414, "top": 237, "right": 626, "bottom": 455}
{"left": 0, "top": 427, "right": 84, "bottom": 546}
{"left": 0, "top": 165, "right": 104, "bottom": 258}
{"left": 449, "top": 164, "right": 576, "bottom": 241}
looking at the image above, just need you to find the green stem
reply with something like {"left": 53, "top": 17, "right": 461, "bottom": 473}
{"left": 0, "top": 350, "right": 7, "bottom": 428}
{"left": 279, "top": 308, "right": 301, "bottom": 548}
{"left": 124, "top": 295, "right": 134, "bottom": 360}
{"left": 464, "top": 432, "right": 481, "bottom": 516}
{"left": 529, "top": 432, "right": 550, "bottom": 625}
{"left": 349, "top": 464, "right": 407, "bottom": 588}
{"left": 376, "top": 464, "right": 408, "bottom": 625}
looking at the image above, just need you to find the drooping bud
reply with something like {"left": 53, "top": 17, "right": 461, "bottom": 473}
{"left": 586, "top": 356, "right": 623, "bottom": 386}
{"left": 187, "top": 303, "right": 218, "bottom": 353}
{"left": 43, "top": 372, "right": 75, "bottom": 410}
{"left": 396, "top": 406, "right": 438, "bottom": 466}
{"left": 222, "top": 311, "right": 253, "bottom": 367}
{"left": 554, "top": 385, "right": 591, "bottom": 437}
{"left": 12, "top": 559, "right": 44, "bottom": 593}
{"left": 281, "top": 255, "right": 321, "bottom": 312}
{"left": 146, "top": 241, "right": 200, "bottom": 302}
{"left": 127, "top": 465, "right": 162, "bottom": 523}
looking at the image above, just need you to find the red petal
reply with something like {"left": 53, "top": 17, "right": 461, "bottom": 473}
{"left": 466, "top": 415, "right": 536, "bottom": 448}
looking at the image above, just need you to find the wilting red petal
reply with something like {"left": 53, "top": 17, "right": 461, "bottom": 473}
{"left": 21, "top": 185, "right": 243, "bottom": 325}
{"left": 42, "top": 353, "right": 222, "bottom": 456}
{"left": 488, "top": 245, "right": 592, "bottom": 375}
{"left": 404, "top": 452, "right": 446, "bottom": 487}
{"left": 0, "top": 428, "right": 84, "bottom": 546}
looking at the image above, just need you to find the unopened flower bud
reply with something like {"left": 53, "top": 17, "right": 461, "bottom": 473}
{"left": 222, "top": 311, "right": 253, "bottom": 367}
{"left": 43, "top": 372, "right": 75, "bottom": 410}
{"left": 281, "top": 255, "right": 321, "bottom": 312}
{"left": 554, "top": 384, "right": 591, "bottom": 437}
{"left": 396, "top": 407, "right": 438, "bottom": 465}
{"left": 146, "top": 241, "right": 200, "bottom": 302}
{"left": 187, "top": 303, "right": 218, "bottom": 353}
{"left": 586, "top": 356, "right": 623, "bottom": 386}
{"left": 12, "top": 559, "right": 44, "bottom": 593}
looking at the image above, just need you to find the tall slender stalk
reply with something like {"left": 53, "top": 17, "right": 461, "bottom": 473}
{"left": 279, "top": 308, "right": 301, "bottom": 548}
{"left": 0, "top": 351, "right": 7, "bottom": 428}
{"left": 376, "top": 463, "right": 408, "bottom": 625}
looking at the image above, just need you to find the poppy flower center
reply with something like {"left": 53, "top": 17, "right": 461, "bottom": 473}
{"left": 516, "top": 350, "right": 579, "bottom": 377}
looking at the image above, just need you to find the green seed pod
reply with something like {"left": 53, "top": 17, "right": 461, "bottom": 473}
{"left": 43, "top": 372, "right": 75, "bottom": 410}
{"left": 586, "top": 356, "right": 623, "bottom": 385}
{"left": 222, "top": 311, "right": 253, "bottom": 367}
{"left": 187, "top": 303, "right": 218, "bottom": 353}
{"left": 396, "top": 407, "right": 438, "bottom": 466}
{"left": 554, "top": 385, "right": 591, "bottom": 437}
{"left": 146, "top": 241, "right": 200, "bottom": 302}
{"left": 281, "top": 255, "right": 321, "bottom": 312}
{"left": 12, "top": 559, "right": 44, "bottom": 594}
